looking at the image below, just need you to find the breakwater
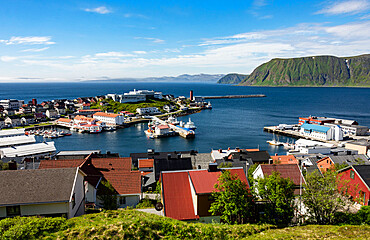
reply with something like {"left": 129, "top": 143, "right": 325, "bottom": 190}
{"left": 203, "top": 94, "right": 266, "bottom": 99}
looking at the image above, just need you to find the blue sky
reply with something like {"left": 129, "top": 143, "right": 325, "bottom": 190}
{"left": 0, "top": 0, "right": 369, "bottom": 82}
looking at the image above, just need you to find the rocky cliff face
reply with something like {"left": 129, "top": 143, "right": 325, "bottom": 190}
{"left": 237, "top": 54, "right": 370, "bottom": 86}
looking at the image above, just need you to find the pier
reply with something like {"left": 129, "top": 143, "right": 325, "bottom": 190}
{"left": 151, "top": 116, "right": 195, "bottom": 139}
{"left": 203, "top": 94, "right": 266, "bottom": 99}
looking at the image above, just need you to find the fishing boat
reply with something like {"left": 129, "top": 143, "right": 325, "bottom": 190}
{"left": 167, "top": 116, "right": 180, "bottom": 125}
{"left": 183, "top": 118, "right": 197, "bottom": 131}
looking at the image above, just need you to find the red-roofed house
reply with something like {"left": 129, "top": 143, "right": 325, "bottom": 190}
{"left": 39, "top": 156, "right": 141, "bottom": 208}
{"left": 271, "top": 154, "right": 298, "bottom": 165}
{"left": 138, "top": 159, "right": 154, "bottom": 172}
{"left": 253, "top": 164, "right": 304, "bottom": 195}
{"left": 161, "top": 167, "right": 248, "bottom": 223}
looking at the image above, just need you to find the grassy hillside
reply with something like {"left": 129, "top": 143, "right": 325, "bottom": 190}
{"left": 217, "top": 73, "right": 248, "bottom": 84}
{"left": 1, "top": 210, "right": 369, "bottom": 239}
{"left": 239, "top": 54, "right": 370, "bottom": 87}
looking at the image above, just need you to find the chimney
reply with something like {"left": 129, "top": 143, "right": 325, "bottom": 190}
{"left": 208, "top": 163, "right": 218, "bottom": 172}
{"left": 218, "top": 149, "right": 222, "bottom": 153}
{"left": 190, "top": 90, "right": 194, "bottom": 101}
{"left": 275, "top": 153, "right": 278, "bottom": 156}
{"left": 227, "top": 147, "right": 230, "bottom": 151}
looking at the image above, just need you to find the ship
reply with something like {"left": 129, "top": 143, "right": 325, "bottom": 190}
{"left": 181, "top": 118, "right": 197, "bottom": 131}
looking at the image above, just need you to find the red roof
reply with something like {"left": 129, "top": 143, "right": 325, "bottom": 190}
{"left": 39, "top": 157, "right": 140, "bottom": 195}
{"left": 94, "top": 112, "right": 120, "bottom": 118}
{"left": 189, "top": 168, "right": 248, "bottom": 194}
{"left": 57, "top": 118, "right": 73, "bottom": 123}
{"left": 139, "top": 159, "right": 154, "bottom": 168}
{"left": 260, "top": 164, "right": 303, "bottom": 185}
{"left": 162, "top": 171, "right": 197, "bottom": 220}
{"left": 271, "top": 155, "right": 298, "bottom": 164}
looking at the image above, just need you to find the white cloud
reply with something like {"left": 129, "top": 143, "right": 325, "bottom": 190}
{"left": 0, "top": 56, "right": 18, "bottom": 62}
{"left": 316, "top": 0, "right": 370, "bottom": 15}
{"left": 123, "top": 13, "right": 147, "bottom": 18}
{"left": 95, "top": 52, "right": 135, "bottom": 57}
{"left": 134, "top": 37, "right": 165, "bottom": 43}
{"left": 0, "top": 36, "right": 55, "bottom": 45}
{"left": 133, "top": 51, "right": 147, "bottom": 54}
{"left": 84, "top": 6, "right": 111, "bottom": 14}
{"left": 21, "top": 47, "right": 50, "bottom": 52}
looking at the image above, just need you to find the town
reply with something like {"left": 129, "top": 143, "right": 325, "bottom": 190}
{"left": 0, "top": 104, "right": 369, "bottom": 226}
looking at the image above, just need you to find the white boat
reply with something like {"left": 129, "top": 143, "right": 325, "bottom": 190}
{"left": 206, "top": 102, "right": 212, "bottom": 109}
{"left": 267, "top": 140, "right": 283, "bottom": 146}
{"left": 183, "top": 118, "right": 197, "bottom": 131}
{"left": 167, "top": 116, "right": 180, "bottom": 125}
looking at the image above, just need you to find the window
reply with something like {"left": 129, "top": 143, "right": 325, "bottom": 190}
{"left": 72, "top": 193, "right": 76, "bottom": 209}
{"left": 119, "top": 196, "right": 126, "bottom": 205}
{"left": 350, "top": 170, "right": 355, "bottom": 179}
{"left": 6, "top": 206, "right": 20, "bottom": 216}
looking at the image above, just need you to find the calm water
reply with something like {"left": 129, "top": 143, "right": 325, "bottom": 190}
{"left": 1, "top": 82, "right": 370, "bottom": 156}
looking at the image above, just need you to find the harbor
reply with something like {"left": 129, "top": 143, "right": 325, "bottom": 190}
{"left": 145, "top": 116, "right": 196, "bottom": 139}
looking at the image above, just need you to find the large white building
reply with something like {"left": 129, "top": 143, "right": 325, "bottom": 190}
{"left": 136, "top": 107, "right": 161, "bottom": 115}
{"left": 0, "top": 99, "right": 24, "bottom": 110}
{"left": 93, "top": 112, "right": 124, "bottom": 126}
{"left": 106, "top": 89, "right": 163, "bottom": 103}
{"left": 300, "top": 123, "right": 343, "bottom": 141}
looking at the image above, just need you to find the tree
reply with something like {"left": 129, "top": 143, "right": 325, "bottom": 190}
{"left": 97, "top": 180, "right": 118, "bottom": 210}
{"left": 256, "top": 171, "right": 295, "bottom": 225}
{"left": 247, "top": 164, "right": 259, "bottom": 187}
{"left": 209, "top": 170, "right": 255, "bottom": 224}
{"left": 302, "top": 170, "right": 349, "bottom": 224}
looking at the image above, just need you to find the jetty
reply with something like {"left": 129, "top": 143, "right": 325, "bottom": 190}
{"left": 151, "top": 116, "right": 195, "bottom": 139}
{"left": 203, "top": 94, "right": 266, "bottom": 99}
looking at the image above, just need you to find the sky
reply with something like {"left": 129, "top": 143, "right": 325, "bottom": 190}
{"left": 0, "top": 0, "right": 369, "bottom": 82}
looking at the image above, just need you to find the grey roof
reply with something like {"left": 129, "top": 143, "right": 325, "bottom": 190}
{"left": 346, "top": 140, "right": 370, "bottom": 147}
{"left": 353, "top": 165, "right": 370, "bottom": 188}
{"left": 0, "top": 168, "right": 77, "bottom": 206}
{"left": 329, "top": 154, "right": 369, "bottom": 166}
{"left": 57, "top": 150, "right": 101, "bottom": 156}
{"left": 0, "top": 129, "right": 25, "bottom": 138}
{"left": 0, "top": 142, "right": 56, "bottom": 157}
{"left": 183, "top": 152, "right": 213, "bottom": 169}
{"left": 0, "top": 135, "right": 36, "bottom": 148}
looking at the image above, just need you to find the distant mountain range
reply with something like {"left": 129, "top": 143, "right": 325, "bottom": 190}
{"left": 87, "top": 74, "right": 224, "bottom": 83}
{"left": 217, "top": 54, "right": 370, "bottom": 87}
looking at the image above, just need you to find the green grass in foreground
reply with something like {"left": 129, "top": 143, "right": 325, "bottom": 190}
{"left": 0, "top": 210, "right": 369, "bottom": 239}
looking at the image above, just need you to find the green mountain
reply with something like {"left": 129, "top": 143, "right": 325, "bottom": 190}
{"left": 238, "top": 54, "right": 370, "bottom": 87}
{"left": 217, "top": 73, "right": 248, "bottom": 84}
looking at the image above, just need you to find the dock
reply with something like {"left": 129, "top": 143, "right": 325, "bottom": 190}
{"left": 203, "top": 94, "right": 266, "bottom": 99}
{"left": 263, "top": 126, "right": 339, "bottom": 146}
{"left": 151, "top": 116, "right": 195, "bottom": 139}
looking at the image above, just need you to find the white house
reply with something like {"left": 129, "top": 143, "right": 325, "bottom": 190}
{"left": 0, "top": 168, "right": 85, "bottom": 219}
{"left": 155, "top": 125, "right": 170, "bottom": 135}
{"left": 93, "top": 112, "right": 124, "bottom": 126}
{"left": 0, "top": 99, "right": 23, "bottom": 110}
{"left": 136, "top": 107, "right": 161, "bottom": 115}
{"left": 46, "top": 109, "right": 59, "bottom": 119}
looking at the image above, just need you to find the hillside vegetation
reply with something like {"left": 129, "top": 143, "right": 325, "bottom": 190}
{"left": 220, "top": 54, "right": 370, "bottom": 86}
{"left": 1, "top": 210, "right": 370, "bottom": 239}
{"left": 217, "top": 73, "right": 248, "bottom": 84}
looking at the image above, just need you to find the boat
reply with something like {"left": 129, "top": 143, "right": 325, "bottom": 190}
{"left": 167, "top": 116, "right": 180, "bottom": 125}
{"left": 267, "top": 140, "right": 283, "bottom": 146}
{"left": 104, "top": 126, "right": 116, "bottom": 131}
{"left": 183, "top": 118, "right": 197, "bottom": 131}
{"left": 205, "top": 102, "right": 212, "bottom": 109}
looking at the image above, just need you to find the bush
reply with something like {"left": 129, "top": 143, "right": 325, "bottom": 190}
{"left": 0, "top": 216, "right": 68, "bottom": 239}
{"left": 334, "top": 206, "right": 370, "bottom": 225}
{"left": 135, "top": 198, "right": 157, "bottom": 209}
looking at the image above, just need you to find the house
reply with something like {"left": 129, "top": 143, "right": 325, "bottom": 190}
{"left": 34, "top": 112, "right": 46, "bottom": 122}
{"left": 339, "top": 124, "right": 368, "bottom": 136}
{"left": 136, "top": 107, "right": 161, "bottom": 115}
{"left": 338, "top": 165, "right": 370, "bottom": 205}
{"left": 5, "top": 115, "right": 22, "bottom": 127}
{"left": 161, "top": 166, "right": 248, "bottom": 222}
{"left": 55, "top": 107, "right": 66, "bottom": 115}
{"left": 0, "top": 168, "right": 85, "bottom": 218}
{"left": 316, "top": 154, "right": 369, "bottom": 173}
{"left": 0, "top": 99, "right": 23, "bottom": 110}
{"left": 253, "top": 164, "right": 304, "bottom": 195}
{"left": 271, "top": 154, "right": 298, "bottom": 164}
{"left": 216, "top": 149, "right": 271, "bottom": 174}
{"left": 155, "top": 124, "right": 170, "bottom": 135}
{"left": 46, "top": 109, "right": 58, "bottom": 119}
{"left": 20, "top": 115, "right": 36, "bottom": 125}
{"left": 298, "top": 116, "right": 335, "bottom": 126}
{"left": 39, "top": 155, "right": 141, "bottom": 208}
{"left": 93, "top": 112, "right": 124, "bottom": 126}
{"left": 56, "top": 118, "right": 74, "bottom": 128}
{"left": 211, "top": 147, "right": 260, "bottom": 161}
{"left": 345, "top": 140, "right": 370, "bottom": 156}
